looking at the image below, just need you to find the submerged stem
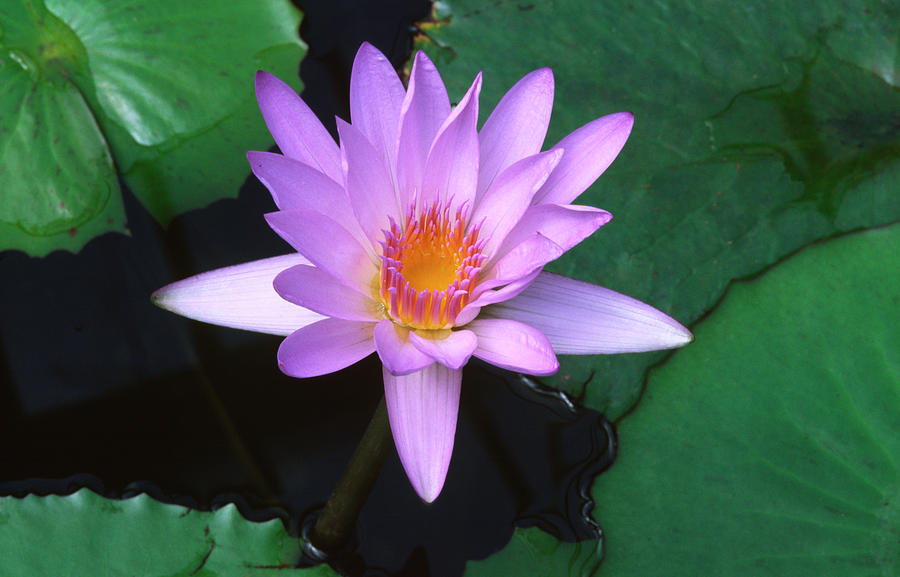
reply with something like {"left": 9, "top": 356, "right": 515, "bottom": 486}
{"left": 309, "top": 395, "right": 392, "bottom": 553}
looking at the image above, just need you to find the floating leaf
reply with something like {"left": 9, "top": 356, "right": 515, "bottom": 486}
{"left": 464, "top": 527, "right": 602, "bottom": 577}
{"left": 591, "top": 223, "right": 900, "bottom": 576}
{"left": 0, "top": 488, "right": 338, "bottom": 576}
{"left": 0, "top": 0, "right": 305, "bottom": 256}
{"left": 418, "top": 0, "right": 900, "bottom": 418}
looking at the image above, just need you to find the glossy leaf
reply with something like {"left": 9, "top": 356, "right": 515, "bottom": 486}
{"left": 0, "top": 488, "right": 338, "bottom": 576}
{"left": 418, "top": 0, "right": 900, "bottom": 418}
{"left": 591, "top": 224, "right": 900, "bottom": 576}
{"left": 0, "top": 0, "right": 305, "bottom": 255}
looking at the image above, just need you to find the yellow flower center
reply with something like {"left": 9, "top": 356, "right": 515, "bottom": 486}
{"left": 379, "top": 202, "right": 485, "bottom": 329}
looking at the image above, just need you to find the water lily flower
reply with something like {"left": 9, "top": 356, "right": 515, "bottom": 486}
{"left": 152, "top": 43, "right": 692, "bottom": 503}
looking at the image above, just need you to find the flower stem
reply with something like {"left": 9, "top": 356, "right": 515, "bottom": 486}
{"left": 310, "top": 395, "right": 392, "bottom": 553}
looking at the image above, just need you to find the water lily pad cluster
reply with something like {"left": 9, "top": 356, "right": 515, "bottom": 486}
{"left": 0, "top": 0, "right": 305, "bottom": 255}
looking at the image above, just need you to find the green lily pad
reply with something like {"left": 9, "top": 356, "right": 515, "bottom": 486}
{"left": 0, "top": 0, "right": 304, "bottom": 256}
{"left": 589, "top": 223, "right": 900, "bottom": 575}
{"left": 0, "top": 488, "right": 338, "bottom": 576}
{"left": 464, "top": 527, "right": 602, "bottom": 577}
{"left": 418, "top": 0, "right": 900, "bottom": 419}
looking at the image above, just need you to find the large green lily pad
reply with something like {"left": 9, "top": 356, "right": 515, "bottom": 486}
{"left": 418, "top": 0, "right": 900, "bottom": 419}
{"left": 0, "top": 0, "right": 304, "bottom": 256}
{"left": 0, "top": 488, "right": 338, "bottom": 576}
{"left": 590, "top": 223, "right": 900, "bottom": 575}
{"left": 467, "top": 222, "right": 899, "bottom": 577}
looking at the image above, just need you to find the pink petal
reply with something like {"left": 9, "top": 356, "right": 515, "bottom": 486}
{"left": 397, "top": 51, "right": 451, "bottom": 211}
{"left": 477, "top": 68, "right": 554, "bottom": 201}
{"left": 349, "top": 42, "right": 406, "bottom": 184}
{"left": 533, "top": 112, "right": 634, "bottom": 205}
{"left": 152, "top": 254, "right": 323, "bottom": 336}
{"left": 246, "top": 151, "right": 366, "bottom": 244}
{"left": 384, "top": 363, "right": 462, "bottom": 502}
{"left": 265, "top": 209, "right": 378, "bottom": 294}
{"left": 374, "top": 320, "right": 434, "bottom": 376}
{"left": 486, "top": 271, "right": 693, "bottom": 354}
{"left": 421, "top": 73, "right": 482, "bottom": 212}
{"left": 482, "top": 233, "right": 563, "bottom": 285}
{"left": 470, "top": 149, "right": 563, "bottom": 258}
{"left": 278, "top": 318, "right": 375, "bottom": 378}
{"left": 498, "top": 204, "right": 612, "bottom": 257}
{"left": 454, "top": 268, "right": 541, "bottom": 326}
{"left": 254, "top": 71, "right": 342, "bottom": 183}
{"left": 274, "top": 264, "right": 383, "bottom": 321}
{"left": 467, "top": 318, "right": 559, "bottom": 376}
{"left": 337, "top": 119, "right": 401, "bottom": 247}
{"left": 409, "top": 329, "right": 478, "bottom": 371}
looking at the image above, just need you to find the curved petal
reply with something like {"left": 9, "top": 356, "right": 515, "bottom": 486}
{"left": 397, "top": 51, "right": 451, "bottom": 211}
{"left": 477, "top": 68, "right": 554, "bottom": 201}
{"left": 152, "top": 254, "right": 322, "bottom": 336}
{"left": 470, "top": 149, "right": 563, "bottom": 258}
{"left": 246, "top": 151, "right": 365, "bottom": 242}
{"left": 498, "top": 204, "right": 612, "bottom": 257}
{"left": 485, "top": 271, "right": 693, "bottom": 354}
{"left": 421, "top": 73, "right": 482, "bottom": 212}
{"left": 384, "top": 363, "right": 462, "bottom": 503}
{"left": 277, "top": 318, "right": 375, "bottom": 378}
{"left": 482, "top": 233, "right": 563, "bottom": 285}
{"left": 374, "top": 320, "right": 434, "bottom": 376}
{"left": 533, "top": 112, "right": 634, "bottom": 205}
{"left": 254, "top": 71, "right": 342, "bottom": 183}
{"left": 468, "top": 318, "right": 559, "bottom": 376}
{"left": 265, "top": 210, "right": 378, "bottom": 295}
{"left": 454, "top": 268, "right": 541, "bottom": 326}
{"left": 409, "top": 329, "right": 478, "bottom": 371}
{"left": 337, "top": 119, "right": 401, "bottom": 247}
{"left": 349, "top": 42, "right": 406, "bottom": 184}
{"left": 274, "top": 264, "right": 383, "bottom": 321}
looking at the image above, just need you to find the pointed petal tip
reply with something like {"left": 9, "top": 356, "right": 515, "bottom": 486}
{"left": 415, "top": 479, "right": 444, "bottom": 504}
{"left": 384, "top": 364, "right": 461, "bottom": 506}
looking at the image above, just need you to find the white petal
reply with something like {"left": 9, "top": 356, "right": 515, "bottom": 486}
{"left": 152, "top": 254, "right": 323, "bottom": 336}
{"left": 485, "top": 271, "right": 693, "bottom": 354}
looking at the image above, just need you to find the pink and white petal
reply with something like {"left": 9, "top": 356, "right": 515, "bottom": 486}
{"left": 482, "top": 233, "right": 563, "bottom": 286}
{"left": 374, "top": 320, "right": 434, "bottom": 376}
{"left": 409, "top": 329, "right": 478, "bottom": 371}
{"left": 265, "top": 210, "right": 378, "bottom": 295}
{"left": 485, "top": 271, "right": 693, "bottom": 354}
{"left": 152, "top": 254, "right": 323, "bottom": 336}
{"left": 533, "top": 112, "right": 634, "bottom": 205}
{"left": 337, "top": 119, "right": 402, "bottom": 246}
{"left": 254, "top": 71, "right": 342, "bottom": 183}
{"left": 274, "top": 264, "right": 383, "bottom": 322}
{"left": 421, "top": 73, "right": 482, "bottom": 211}
{"left": 278, "top": 318, "right": 375, "bottom": 378}
{"left": 476, "top": 68, "right": 554, "bottom": 201}
{"left": 384, "top": 363, "right": 462, "bottom": 502}
{"left": 498, "top": 204, "right": 612, "bottom": 258}
{"left": 470, "top": 150, "right": 563, "bottom": 258}
{"left": 246, "top": 151, "right": 361, "bottom": 232}
{"left": 397, "top": 51, "right": 451, "bottom": 210}
{"left": 455, "top": 268, "right": 542, "bottom": 326}
{"left": 349, "top": 42, "right": 406, "bottom": 182}
{"left": 468, "top": 318, "right": 559, "bottom": 376}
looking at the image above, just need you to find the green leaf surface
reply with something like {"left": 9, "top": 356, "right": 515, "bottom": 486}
{"left": 590, "top": 223, "right": 900, "bottom": 576}
{"left": 419, "top": 0, "right": 900, "bottom": 419}
{"left": 0, "top": 0, "right": 304, "bottom": 256}
{"left": 464, "top": 527, "right": 602, "bottom": 577}
{"left": 0, "top": 488, "right": 339, "bottom": 576}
